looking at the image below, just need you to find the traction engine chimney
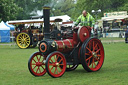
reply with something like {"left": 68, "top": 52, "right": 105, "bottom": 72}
{"left": 43, "top": 6, "right": 50, "bottom": 39}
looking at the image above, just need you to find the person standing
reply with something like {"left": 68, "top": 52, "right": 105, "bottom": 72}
{"left": 94, "top": 22, "right": 99, "bottom": 37}
{"left": 74, "top": 10, "right": 95, "bottom": 30}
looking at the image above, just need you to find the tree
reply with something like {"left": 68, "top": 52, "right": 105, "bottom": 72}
{"left": 110, "top": 0, "right": 125, "bottom": 11}
{"left": 51, "top": 0, "right": 75, "bottom": 17}
{"left": 14, "top": 0, "right": 51, "bottom": 20}
{"left": 0, "top": 0, "right": 22, "bottom": 21}
{"left": 74, "top": 0, "right": 112, "bottom": 20}
{"left": 119, "top": 3, "right": 128, "bottom": 11}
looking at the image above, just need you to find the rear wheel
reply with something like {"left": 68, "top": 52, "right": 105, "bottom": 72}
{"left": 80, "top": 37, "right": 104, "bottom": 72}
{"left": 28, "top": 52, "right": 46, "bottom": 76}
{"left": 16, "top": 32, "right": 31, "bottom": 48}
{"left": 46, "top": 51, "right": 66, "bottom": 78}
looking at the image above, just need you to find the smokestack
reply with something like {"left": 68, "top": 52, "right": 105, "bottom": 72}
{"left": 43, "top": 6, "right": 50, "bottom": 39}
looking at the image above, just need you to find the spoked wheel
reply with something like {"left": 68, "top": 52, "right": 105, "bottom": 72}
{"left": 16, "top": 32, "right": 31, "bottom": 49}
{"left": 66, "top": 64, "right": 78, "bottom": 71}
{"left": 80, "top": 37, "right": 104, "bottom": 72}
{"left": 28, "top": 52, "right": 46, "bottom": 76}
{"left": 46, "top": 51, "right": 66, "bottom": 78}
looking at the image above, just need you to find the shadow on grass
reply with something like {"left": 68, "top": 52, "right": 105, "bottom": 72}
{"left": 65, "top": 61, "right": 128, "bottom": 76}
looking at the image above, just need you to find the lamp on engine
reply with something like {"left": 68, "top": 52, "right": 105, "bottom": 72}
{"left": 28, "top": 6, "right": 105, "bottom": 78}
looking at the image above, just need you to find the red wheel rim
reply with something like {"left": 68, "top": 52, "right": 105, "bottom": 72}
{"left": 85, "top": 39, "right": 104, "bottom": 71}
{"left": 29, "top": 52, "right": 46, "bottom": 76}
{"left": 47, "top": 52, "right": 66, "bottom": 77}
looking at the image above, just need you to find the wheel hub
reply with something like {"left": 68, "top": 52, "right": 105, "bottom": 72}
{"left": 36, "top": 62, "right": 42, "bottom": 66}
{"left": 21, "top": 38, "right": 26, "bottom": 43}
{"left": 23, "top": 39, "right": 25, "bottom": 42}
{"left": 53, "top": 62, "right": 59, "bottom": 67}
{"left": 92, "top": 52, "right": 97, "bottom": 58}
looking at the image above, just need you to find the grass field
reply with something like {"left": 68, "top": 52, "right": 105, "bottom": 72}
{"left": 100, "top": 37, "right": 125, "bottom": 40}
{"left": 0, "top": 42, "right": 128, "bottom": 85}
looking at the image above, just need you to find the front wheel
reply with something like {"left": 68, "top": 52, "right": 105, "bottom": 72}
{"left": 28, "top": 52, "right": 46, "bottom": 76}
{"left": 80, "top": 37, "right": 104, "bottom": 72}
{"left": 45, "top": 51, "right": 66, "bottom": 78}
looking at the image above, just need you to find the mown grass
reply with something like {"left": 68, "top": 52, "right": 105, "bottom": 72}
{"left": 100, "top": 37, "right": 124, "bottom": 41}
{"left": 0, "top": 42, "right": 128, "bottom": 85}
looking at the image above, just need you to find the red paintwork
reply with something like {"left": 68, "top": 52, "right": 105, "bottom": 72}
{"left": 28, "top": 52, "right": 46, "bottom": 76}
{"left": 46, "top": 51, "right": 66, "bottom": 78}
{"left": 55, "top": 39, "right": 74, "bottom": 53}
{"left": 78, "top": 26, "right": 90, "bottom": 42}
{"left": 73, "top": 32, "right": 79, "bottom": 45}
{"left": 54, "top": 26, "right": 91, "bottom": 53}
{"left": 84, "top": 38, "right": 104, "bottom": 71}
{"left": 62, "top": 21, "right": 73, "bottom": 24}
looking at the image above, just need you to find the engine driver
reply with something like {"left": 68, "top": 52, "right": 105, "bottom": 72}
{"left": 74, "top": 10, "right": 95, "bottom": 30}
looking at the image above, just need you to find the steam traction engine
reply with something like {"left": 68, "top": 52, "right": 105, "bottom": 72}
{"left": 28, "top": 7, "right": 105, "bottom": 78}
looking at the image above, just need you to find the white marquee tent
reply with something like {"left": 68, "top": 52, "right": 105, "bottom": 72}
{"left": 0, "top": 21, "right": 10, "bottom": 42}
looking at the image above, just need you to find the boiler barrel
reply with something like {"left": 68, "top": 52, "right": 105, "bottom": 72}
{"left": 55, "top": 39, "right": 74, "bottom": 52}
{"left": 39, "top": 39, "right": 74, "bottom": 55}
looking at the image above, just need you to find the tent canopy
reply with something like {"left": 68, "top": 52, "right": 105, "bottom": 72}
{"left": 0, "top": 21, "right": 10, "bottom": 42}
{"left": 0, "top": 21, "right": 10, "bottom": 30}
{"left": 8, "top": 15, "right": 71, "bottom": 25}
{"left": 5, "top": 22, "right": 15, "bottom": 31}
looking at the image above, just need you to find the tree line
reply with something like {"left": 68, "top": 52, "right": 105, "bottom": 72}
{"left": 0, "top": 0, "right": 128, "bottom": 22}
